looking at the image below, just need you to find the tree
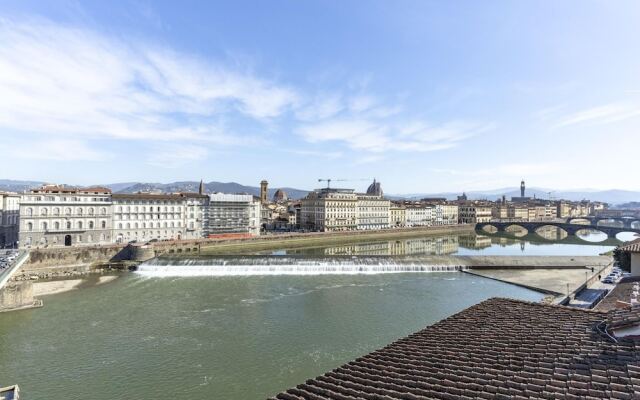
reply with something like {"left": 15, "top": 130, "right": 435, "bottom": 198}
{"left": 613, "top": 247, "right": 631, "bottom": 272}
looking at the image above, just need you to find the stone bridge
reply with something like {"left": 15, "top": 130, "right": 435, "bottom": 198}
{"left": 565, "top": 216, "right": 640, "bottom": 229}
{"left": 476, "top": 221, "right": 640, "bottom": 240}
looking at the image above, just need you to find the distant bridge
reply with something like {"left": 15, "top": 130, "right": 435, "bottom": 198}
{"left": 476, "top": 221, "right": 640, "bottom": 240}
{"left": 565, "top": 216, "right": 640, "bottom": 229}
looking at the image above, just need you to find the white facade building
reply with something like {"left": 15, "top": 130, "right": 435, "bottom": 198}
{"left": 112, "top": 193, "right": 207, "bottom": 243}
{"left": 405, "top": 205, "right": 433, "bottom": 227}
{"left": 0, "top": 192, "right": 20, "bottom": 248}
{"left": 356, "top": 194, "right": 390, "bottom": 230}
{"left": 19, "top": 185, "right": 113, "bottom": 248}
{"left": 301, "top": 188, "right": 358, "bottom": 232}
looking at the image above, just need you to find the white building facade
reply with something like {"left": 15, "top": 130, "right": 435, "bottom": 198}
{"left": 112, "top": 193, "right": 207, "bottom": 243}
{"left": 19, "top": 185, "right": 113, "bottom": 248}
{"left": 356, "top": 194, "right": 390, "bottom": 230}
{"left": 300, "top": 188, "right": 358, "bottom": 232}
{"left": 405, "top": 205, "right": 433, "bottom": 227}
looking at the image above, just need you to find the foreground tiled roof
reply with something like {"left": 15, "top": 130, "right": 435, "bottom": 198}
{"left": 597, "top": 277, "right": 640, "bottom": 313}
{"left": 269, "top": 298, "right": 640, "bottom": 399}
{"left": 618, "top": 239, "right": 640, "bottom": 253}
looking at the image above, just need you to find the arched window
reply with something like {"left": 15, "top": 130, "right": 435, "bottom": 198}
{"left": 77, "top": 208, "right": 83, "bottom": 215}
{"left": 163, "top": 222, "right": 167, "bottom": 228}
{"left": 118, "top": 206, "right": 123, "bottom": 212}
{"left": 88, "top": 208, "right": 94, "bottom": 215}
{"left": 101, "top": 221, "right": 106, "bottom": 229}
{"left": 87, "top": 234, "right": 93, "bottom": 242}
{"left": 126, "top": 223, "right": 131, "bottom": 229}
{"left": 134, "top": 223, "right": 139, "bottom": 229}
{"left": 53, "top": 207, "right": 60, "bottom": 216}
{"left": 65, "top": 208, "right": 72, "bottom": 215}
{"left": 77, "top": 221, "right": 83, "bottom": 229}
{"left": 41, "top": 207, "right": 48, "bottom": 216}
{"left": 26, "top": 208, "right": 33, "bottom": 216}
{"left": 118, "top": 223, "right": 122, "bottom": 229}
{"left": 27, "top": 222, "right": 33, "bottom": 231}
{"left": 101, "top": 207, "right": 107, "bottom": 215}
{"left": 89, "top": 221, "right": 94, "bottom": 229}
{"left": 66, "top": 221, "right": 72, "bottom": 229}
{"left": 42, "top": 222, "right": 48, "bottom": 231}
{"left": 54, "top": 221, "right": 60, "bottom": 230}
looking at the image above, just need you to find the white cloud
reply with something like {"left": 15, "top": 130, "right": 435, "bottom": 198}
{"left": 0, "top": 18, "right": 299, "bottom": 145}
{"left": 297, "top": 118, "right": 491, "bottom": 153}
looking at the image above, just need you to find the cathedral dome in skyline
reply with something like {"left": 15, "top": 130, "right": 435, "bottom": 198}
{"left": 366, "top": 179, "right": 383, "bottom": 196}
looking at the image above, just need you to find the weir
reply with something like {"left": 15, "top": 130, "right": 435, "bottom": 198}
{"left": 136, "top": 256, "right": 468, "bottom": 277}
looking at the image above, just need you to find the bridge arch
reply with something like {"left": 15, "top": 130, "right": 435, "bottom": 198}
{"left": 572, "top": 227, "right": 609, "bottom": 242}
{"left": 532, "top": 224, "right": 570, "bottom": 241}
{"left": 615, "top": 231, "right": 640, "bottom": 242}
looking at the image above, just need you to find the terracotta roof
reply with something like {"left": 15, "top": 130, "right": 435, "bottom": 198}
{"left": 618, "top": 239, "right": 640, "bottom": 253}
{"left": 269, "top": 298, "right": 640, "bottom": 399}
{"left": 607, "top": 306, "right": 640, "bottom": 330}
{"left": 596, "top": 277, "right": 640, "bottom": 313}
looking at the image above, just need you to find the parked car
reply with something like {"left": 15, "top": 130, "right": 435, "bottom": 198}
{"left": 602, "top": 277, "right": 615, "bottom": 284}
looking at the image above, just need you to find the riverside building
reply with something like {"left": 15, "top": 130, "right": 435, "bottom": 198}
{"left": 0, "top": 192, "right": 20, "bottom": 248}
{"left": 19, "top": 185, "right": 113, "bottom": 248}
{"left": 405, "top": 205, "right": 433, "bottom": 227}
{"left": 356, "top": 195, "right": 390, "bottom": 230}
{"left": 458, "top": 202, "right": 492, "bottom": 224}
{"left": 112, "top": 193, "right": 207, "bottom": 243}
{"left": 300, "top": 188, "right": 358, "bottom": 232}
{"left": 389, "top": 204, "right": 406, "bottom": 228}
{"left": 206, "top": 193, "right": 261, "bottom": 237}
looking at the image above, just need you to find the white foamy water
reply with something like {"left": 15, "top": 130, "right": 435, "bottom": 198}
{"left": 135, "top": 258, "right": 467, "bottom": 277}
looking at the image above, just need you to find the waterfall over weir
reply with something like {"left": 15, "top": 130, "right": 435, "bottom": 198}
{"left": 135, "top": 256, "right": 467, "bottom": 277}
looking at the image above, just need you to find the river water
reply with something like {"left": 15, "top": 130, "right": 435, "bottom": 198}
{"left": 0, "top": 230, "right": 631, "bottom": 399}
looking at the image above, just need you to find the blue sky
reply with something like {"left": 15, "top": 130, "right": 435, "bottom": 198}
{"left": 2, "top": 1, "right": 640, "bottom": 193}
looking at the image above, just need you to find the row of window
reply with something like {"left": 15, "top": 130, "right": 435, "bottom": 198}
{"left": 116, "top": 206, "right": 182, "bottom": 212}
{"left": 26, "top": 220, "right": 108, "bottom": 231}
{"left": 115, "top": 221, "right": 194, "bottom": 229}
{"left": 25, "top": 207, "right": 108, "bottom": 216}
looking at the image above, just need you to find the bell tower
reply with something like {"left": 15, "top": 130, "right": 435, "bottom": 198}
{"left": 260, "top": 180, "right": 268, "bottom": 203}
{"left": 520, "top": 180, "right": 525, "bottom": 198}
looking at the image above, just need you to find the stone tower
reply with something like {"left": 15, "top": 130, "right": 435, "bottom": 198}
{"left": 260, "top": 180, "right": 268, "bottom": 203}
{"left": 199, "top": 179, "right": 204, "bottom": 195}
{"left": 520, "top": 180, "right": 525, "bottom": 198}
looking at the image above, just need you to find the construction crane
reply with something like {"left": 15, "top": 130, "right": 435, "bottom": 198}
{"left": 318, "top": 178, "right": 371, "bottom": 189}
{"left": 547, "top": 191, "right": 555, "bottom": 201}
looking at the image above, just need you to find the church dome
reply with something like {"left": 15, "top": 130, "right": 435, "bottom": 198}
{"left": 366, "top": 179, "right": 383, "bottom": 196}
{"left": 273, "top": 189, "right": 289, "bottom": 202}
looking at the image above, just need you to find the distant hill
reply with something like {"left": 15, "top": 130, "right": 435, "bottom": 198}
{"left": 0, "top": 179, "right": 45, "bottom": 192}
{"left": 114, "top": 181, "right": 311, "bottom": 200}
{"left": 613, "top": 202, "right": 640, "bottom": 209}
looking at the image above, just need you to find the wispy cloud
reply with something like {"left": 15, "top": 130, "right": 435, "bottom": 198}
{"left": 297, "top": 118, "right": 492, "bottom": 153}
{"left": 0, "top": 18, "right": 299, "bottom": 145}
{"left": 554, "top": 102, "right": 640, "bottom": 128}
